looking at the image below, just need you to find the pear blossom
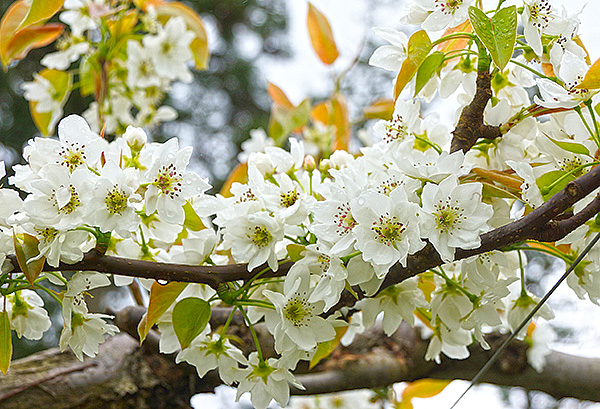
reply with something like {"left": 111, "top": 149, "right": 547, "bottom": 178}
{"left": 6, "top": 290, "right": 52, "bottom": 340}
{"left": 414, "top": 0, "right": 474, "bottom": 31}
{"left": 369, "top": 27, "right": 408, "bottom": 72}
{"left": 263, "top": 264, "right": 336, "bottom": 350}
{"left": 351, "top": 188, "right": 425, "bottom": 276}
{"left": 143, "top": 17, "right": 195, "bottom": 83}
{"left": 420, "top": 176, "right": 493, "bottom": 261}
{"left": 522, "top": 0, "right": 561, "bottom": 56}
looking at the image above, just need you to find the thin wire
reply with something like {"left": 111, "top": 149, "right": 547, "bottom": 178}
{"left": 449, "top": 230, "right": 600, "bottom": 409}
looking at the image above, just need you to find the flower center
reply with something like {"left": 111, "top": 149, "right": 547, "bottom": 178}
{"left": 435, "top": 0, "right": 463, "bottom": 14}
{"left": 433, "top": 199, "right": 465, "bottom": 234}
{"left": 317, "top": 253, "right": 331, "bottom": 273}
{"left": 35, "top": 227, "right": 59, "bottom": 243}
{"left": 377, "top": 177, "right": 400, "bottom": 195}
{"left": 283, "top": 294, "right": 313, "bottom": 327}
{"left": 558, "top": 156, "right": 585, "bottom": 175}
{"left": 161, "top": 40, "right": 174, "bottom": 55}
{"left": 249, "top": 226, "right": 272, "bottom": 248}
{"left": 372, "top": 213, "right": 405, "bottom": 246}
{"left": 384, "top": 114, "right": 409, "bottom": 143}
{"left": 235, "top": 188, "right": 257, "bottom": 204}
{"left": 51, "top": 185, "right": 81, "bottom": 215}
{"left": 529, "top": 0, "right": 552, "bottom": 29}
{"left": 153, "top": 164, "right": 183, "bottom": 198}
{"left": 280, "top": 189, "right": 299, "bottom": 208}
{"left": 58, "top": 143, "right": 86, "bottom": 172}
{"left": 105, "top": 186, "right": 128, "bottom": 215}
{"left": 334, "top": 202, "right": 357, "bottom": 236}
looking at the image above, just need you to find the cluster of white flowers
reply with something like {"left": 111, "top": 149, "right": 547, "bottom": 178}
{"left": 3, "top": 0, "right": 600, "bottom": 407}
{"left": 21, "top": 0, "right": 201, "bottom": 135}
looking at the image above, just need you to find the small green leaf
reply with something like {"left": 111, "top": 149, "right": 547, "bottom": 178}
{"left": 536, "top": 170, "right": 576, "bottom": 201}
{"left": 183, "top": 201, "right": 205, "bottom": 231}
{"left": 0, "top": 309, "right": 12, "bottom": 374}
{"left": 286, "top": 244, "right": 306, "bottom": 262}
{"left": 469, "top": 6, "right": 517, "bottom": 70}
{"left": 309, "top": 326, "right": 347, "bottom": 369}
{"left": 268, "top": 99, "right": 311, "bottom": 146}
{"left": 414, "top": 51, "right": 444, "bottom": 96}
{"left": 545, "top": 135, "right": 590, "bottom": 156}
{"left": 394, "top": 30, "right": 432, "bottom": 99}
{"left": 172, "top": 297, "right": 211, "bottom": 349}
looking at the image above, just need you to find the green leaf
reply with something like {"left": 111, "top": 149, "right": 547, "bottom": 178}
{"left": 138, "top": 282, "right": 188, "bottom": 343}
{"left": 394, "top": 30, "right": 432, "bottom": 99}
{"left": 414, "top": 51, "right": 444, "bottom": 96}
{"left": 545, "top": 135, "right": 590, "bottom": 156}
{"left": 17, "top": 0, "right": 64, "bottom": 31}
{"left": 183, "top": 201, "right": 205, "bottom": 231}
{"left": 286, "top": 244, "right": 306, "bottom": 262}
{"left": 469, "top": 6, "right": 517, "bottom": 70}
{"left": 172, "top": 297, "right": 211, "bottom": 349}
{"left": 536, "top": 170, "right": 576, "bottom": 201}
{"left": 268, "top": 99, "right": 311, "bottom": 146}
{"left": 29, "top": 68, "right": 72, "bottom": 136}
{"left": 309, "top": 326, "right": 347, "bottom": 369}
{"left": 0, "top": 309, "right": 11, "bottom": 374}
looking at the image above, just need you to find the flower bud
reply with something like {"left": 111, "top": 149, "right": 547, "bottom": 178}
{"left": 123, "top": 126, "right": 147, "bottom": 151}
{"left": 303, "top": 155, "right": 316, "bottom": 171}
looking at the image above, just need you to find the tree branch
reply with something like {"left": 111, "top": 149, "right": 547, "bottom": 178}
{"left": 450, "top": 69, "right": 502, "bottom": 153}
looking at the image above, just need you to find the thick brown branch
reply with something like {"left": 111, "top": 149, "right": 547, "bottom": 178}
{"left": 532, "top": 195, "right": 600, "bottom": 242}
{"left": 450, "top": 70, "right": 502, "bottom": 153}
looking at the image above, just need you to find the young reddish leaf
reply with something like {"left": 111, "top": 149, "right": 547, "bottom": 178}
{"left": 577, "top": 57, "right": 600, "bottom": 89}
{"left": 183, "top": 201, "right": 205, "bottom": 231}
{"left": 0, "top": 0, "right": 29, "bottom": 68}
{"left": 4, "top": 23, "right": 63, "bottom": 67}
{"left": 471, "top": 167, "right": 523, "bottom": 191}
{"left": 401, "top": 378, "right": 451, "bottom": 401}
{"left": 363, "top": 98, "right": 394, "bottom": 120}
{"left": 220, "top": 163, "right": 248, "bottom": 197}
{"left": 267, "top": 82, "right": 294, "bottom": 109}
{"left": 138, "top": 281, "right": 188, "bottom": 343}
{"left": 306, "top": 3, "right": 339, "bottom": 65}
{"left": 17, "top": 0, "right": 64, "bottom": 31}
{"left": 437, "top": 20, "right": 472, "bottom": 54}
{"left": 0, "top": 309, "right": 11, "bottom": 375}
{"left": 29, "top": 68, "right": 72, "bottom": 136}
{"left": 309, "top": 326, "right": 347, "bottom": 369}
{"left": 154, "top": 1, "right": 210, "bottom": 70}
{"left": 394, "top": 30, "right": 432, "bottom": 100}
{"left": 172, "top": 297, "right": 211, "bottom": 349}
{"left": 107, "top": 10, "right": 138, "bottom": 38}
{"left": 13, "top": 233, "right": 46, "bottom": 285}
{"left": 311, "top": 101, "right": 330, "bottom": 125}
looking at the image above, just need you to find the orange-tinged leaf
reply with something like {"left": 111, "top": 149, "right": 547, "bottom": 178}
{"left": 311, "top": 101, "right": 330, "bottom": 125}
{"left": 577, "top": 56, "right": 600, "bottom": 89}
{"left": 138, "top": 281, "right": 188, "bottom": 343}
{"left": 363, "top": 98, "right": 394, "bottom": 120}
{"left": 330, "top": 94, "right": 350, "bottom": 151}
{"left": 573, "top": 36, "right": 591, "bottom": 65}
{"left": 437, "top": 20, "right": 472, "bottom": 54}
{"left": 394, "top": 30, "right": 432, "bottom": 100}
{"left": 417, "top": 271, "right": 436, "bottom": 302}
{"left": 107, "top": 11, "right": 138, "bottom": 38}
{"left": 541, "top": 62, "right": 554, "bottom": 78}
{"left": 309, "top": 326, "right": 347, "bottom": 369}
{"left": 402, "top": 378, "right": 451, "bottom": 400}
{"left": 0, "top": 309, "right": 11, "bottom": 375}
{"left": 267, "top": 82, "right": 294, "bottom": 109}
{"left": 220, "top": 163, "right": 248, "bottom": 197}
{"left": 17, "top": 0, "right": 64, "bottom": 31}
{"left": 154, "top": 1, "right": 209, "bottom": 70}
{"left": 4, "top": 23, "right": 63, "bottom": 66}
{"left": 0, "top": 0, "right": 29, "bottom": 67}
{"left": 471, "top": 167, "right": 523, "bottom": 191}
{"left": 307, "top": 3, "right": 339, "bottom": 65}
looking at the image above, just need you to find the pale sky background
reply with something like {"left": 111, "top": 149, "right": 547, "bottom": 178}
{"left": 203, "top": 0, "right": 600, "bottom": 407}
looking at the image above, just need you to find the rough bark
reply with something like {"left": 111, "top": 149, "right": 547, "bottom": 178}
{"left": 2, "top": 309, "right": 600, "bottom": 408}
